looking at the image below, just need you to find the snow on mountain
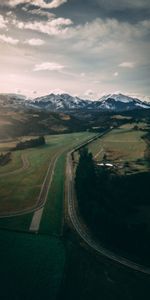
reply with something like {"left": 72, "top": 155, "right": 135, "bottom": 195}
{"left": 26, "top": 93, "right": 91, "bottom": 111}
{"left": 97, "top": 93, "right": 150, "bottom": 111}
{"left": 1, "top": 92, "right": 150, "bottom": 113}
{"left": 129, "top": 94, "right": 150, "bottom": 103}
{"left": 26, "top": 92, "right": 150, "bottom": 112}
{"left": 99, "top": 93, "right": 139, "bottom": 103}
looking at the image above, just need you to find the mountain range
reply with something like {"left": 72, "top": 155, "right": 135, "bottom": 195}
{"left": 0, "top": 92, "right": 150, "bottom": 139}
{"left": 0, "top": 92, "right": 150, "bottom": 113}
{"left": 26, "top": 93, "right": 150, "bottom": 112}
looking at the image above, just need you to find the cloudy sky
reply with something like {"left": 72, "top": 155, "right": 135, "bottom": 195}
{"left": 0, "top": 0, "right": 150, "bottom": 99}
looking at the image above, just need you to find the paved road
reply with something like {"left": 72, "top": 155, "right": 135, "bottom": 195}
{"left": 0, "top": 134, "right": 100, "bottom": 219}
{"left": 29, "top": 153, "right": 59, "bottom": 232}
{"left": 66, "top": 137, "right": 150, "bottom": 275}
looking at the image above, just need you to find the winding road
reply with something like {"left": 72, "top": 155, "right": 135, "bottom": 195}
{"left": 66, "top": 137, "right": 150, "bottom": 276}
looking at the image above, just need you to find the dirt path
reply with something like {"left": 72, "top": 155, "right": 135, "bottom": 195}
{"left": 0, "top": 154, "right": 30, "bottom": 178}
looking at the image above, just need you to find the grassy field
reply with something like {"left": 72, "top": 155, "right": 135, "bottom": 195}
{"left": 39, "top": 154, "right": 66, "bottom": 235}
{"left": 0, "top": 131, "right": 99, "bottom": 300}
{"left": 0, "top": 230, "right": 65, "bottom": 300}
{"left": 87, "top": 127, "right": 148, "bottom": 173}
{"left": 0, "top": 132, "right": 95, "bottom": 214}
{"left": 1, "top": 129, "right": 150, "bottom": 300}
{"left": 0, "top": 151, "right": 23, "bottom": 175}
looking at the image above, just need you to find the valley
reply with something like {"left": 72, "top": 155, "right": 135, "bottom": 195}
{"left": 1, "top": 0, "right": 150, "bottom": 298}
{"left": 0, "top": 93, "right": 150, "bottom": 300}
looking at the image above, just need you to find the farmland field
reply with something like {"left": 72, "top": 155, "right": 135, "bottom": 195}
{"left": 0, "top": 128, "right": 150, "bottom": 300}
{"left": 87, "top": 127, "right": 148, "bottom": 173}
{"left": 0, "top": 131, "right": 97, "bottom": 300}
{"left": 0, "top": 132, "right": 95, "bottom": 215}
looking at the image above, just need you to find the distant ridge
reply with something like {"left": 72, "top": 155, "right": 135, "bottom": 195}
{"left": 0, "top": 92, "right": 150, "bottom": 113}
{"left": 26, "top": 92, "right": 150, "bottom": 112}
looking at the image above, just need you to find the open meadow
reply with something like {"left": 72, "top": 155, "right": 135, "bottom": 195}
{"left": 0, "top": 131, "right": 97, "bottom": 300}
{"left": 1, "top": 128, "right": 150, "bottom": 300}
{"left": 0, "top": 132, "right": 95, "bottom": 216}
{"left": 87, "top": 126, "right": 148, "bottom": 174}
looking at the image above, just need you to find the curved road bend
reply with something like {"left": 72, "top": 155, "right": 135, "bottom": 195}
{"left": 29, "top": 133, "right": 102, "bottom": 232}
{"left": 0, "top": 132, "right": 108, "bottom": 221}
{"left": 66, "top": 152, "right": 150, "bottom": 275}
{"left": 0, "top": 133, "right": 101, "bottom": 219}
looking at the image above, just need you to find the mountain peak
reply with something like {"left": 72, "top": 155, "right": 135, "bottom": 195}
{"left": 29, "top": 92, "right": 150, "bottom": 112}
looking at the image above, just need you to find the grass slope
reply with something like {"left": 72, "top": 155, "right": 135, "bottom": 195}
{"left": 39, "top": 154, "right": 66, "bottom": 235}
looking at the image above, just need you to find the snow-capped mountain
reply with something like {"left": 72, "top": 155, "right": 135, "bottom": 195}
{"left": 26, "top": 92, "right": 150, "bottom": 112}
{"left": 97, "top": 93, "right": 150, "bottom": 111}
{"left": 26, "top": 93, "right": 92, "bottom": 111}
{"left": 129, "top": 94, "right": 150, "bottom": 103}
{"left": 1, "top": 92, "right": 150, "bottom": 113}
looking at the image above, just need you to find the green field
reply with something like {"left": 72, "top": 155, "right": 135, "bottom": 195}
{"left": 39, "top": 154, "right": 66, "bottom": 235}
{"left": 0, "top": 230, "right": 65, "bottom": 300}
{"left": 0, "top": 132, "right": 95, "bottom": 214}
{"left": 1, "top": 129, "right": 150, "bottom": 300}
{"left": 87, "top": 127, "right": 148, "bottom": 173}
{"left": 0, "top": 132, "right": 96, "bottom": 300}
{"left": 0, "top": 151, "right": 23, "bottom": 175}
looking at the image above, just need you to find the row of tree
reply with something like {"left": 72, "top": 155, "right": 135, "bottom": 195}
{"left": 75, "top": 148, "right": 150, "bottom": 264}
{"left": 12, "top": 136, "right": 45, "bottom": 150}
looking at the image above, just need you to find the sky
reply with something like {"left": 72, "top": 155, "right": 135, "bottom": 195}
{"left": 0, "top": 0, "right": 150, "bottom": 99}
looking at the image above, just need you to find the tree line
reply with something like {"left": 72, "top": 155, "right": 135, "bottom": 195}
{"left": 75, "top": 148, "right": 150, "bottom": 265}
{"left": 12, "top": 136, "right": 45, "bottom": 151}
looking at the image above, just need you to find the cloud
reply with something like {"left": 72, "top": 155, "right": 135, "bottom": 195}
{"left": 0, "top": 0, "right": 67, "bottom": 9}
{"left": 69, "top": 18, "right": 150, "bottom": 42}
{"left": 33, "top": 62, "right": 65, "bottom": 71}
{"left": 84, "top": 89, "right": 95, "bottom": 98}
{"left": 119, "top": 62, "right": 135, "bottom": 68}
{"left": 114, "top": 72, "right": 119, "bottom": 77}
{"left": 12, "top": 11, "right": 150, "bottom": 42}
{"left": 24, "top": 38, "right": 45, "bottom": 46}
{"left": 25, "top": 8, "right": 55, "bottom": 19}
{"left": 13, "top": 17, "right": 73, "bottom": 36}
{"left": 80, "top": 72, "right": 86, "bottom": 77}
{"left": 0, "top": 34, "right": 19, "bottom": 45}
{"left": 0, "top": 15, "right": 8, "bottom": 29}
{"left": 83, "top": 89, "right": 103, "bottom": 100}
